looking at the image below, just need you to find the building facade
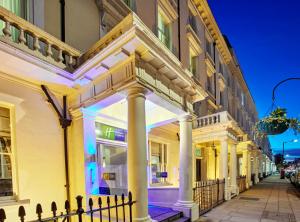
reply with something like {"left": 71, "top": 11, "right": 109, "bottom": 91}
{"left": 0, "top": 0, "right": 273, "bottom": 221}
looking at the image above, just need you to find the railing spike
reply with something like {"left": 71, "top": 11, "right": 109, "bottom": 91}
{"left": 98, "top": 196, "right": 102, "bottom": 206}
{"left": 18, "top": 206, "right": 26, "bottom": 219}
{"left": 114, "top": 195, "right": 118, "bottom": 204}
{"left": 76, "top": 195, "right": 83, "bottom": 213}
{"left": 128, "top": 191, "right": 132, "bottom": 203}
{"left": 65, "top": 200, "right": 70, "bottom": 211}
{"left": 36, "top": 203, "right": 43, "bottom": 220}
{"left": 51, "top": 201, "right": 57, "bottom": 216}
{"left": 0, "top": 208, "right": 6, "bottom": 222}
{"left": 107, "top": 195, "right": 110, "bottom": 205}
{"left": 89, "top": 198, "right": 93, "bottom": 209}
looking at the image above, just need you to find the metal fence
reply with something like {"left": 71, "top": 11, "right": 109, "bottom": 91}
{"left": 0, "top": 192, "right": 135, "bottom": 222}
{"left": 237, "top": 176, "right": 247, "bottom": 193}
{"left": 193, "top": 179, "right": 225, "bottom": 215}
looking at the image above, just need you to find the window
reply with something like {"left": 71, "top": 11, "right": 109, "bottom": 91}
{"left": 157, "top": 9, "right": 171, "bottom": 49}
{"left": 241, "top": 92, "right": 245, "bottom": 106}
{"left": 189, "top": 49, "right": 197, "bottom": 75}
{"left": 149, "top": 141, "right": 168, "bottom": 185}
{"left": 206, "top": 38, "right": 213, "bottom": 59}
{"left": 96, "top": 143, "right": 127, "bottom": 195}
{"left": 123, "top": 0, "right": 135, "bottom": 10}
{"left": 0, "top": 107, "right": 13, "bottom": 198}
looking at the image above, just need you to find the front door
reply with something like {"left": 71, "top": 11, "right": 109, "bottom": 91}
{"left": 196, "top": 159, "right": 201, "bottom": 181}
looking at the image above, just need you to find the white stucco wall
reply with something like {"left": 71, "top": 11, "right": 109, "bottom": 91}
{"left": 0, "top": 75, "right": 66, "bottom": 221}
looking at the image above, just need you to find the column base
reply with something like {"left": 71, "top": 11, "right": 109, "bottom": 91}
{"left": 231, "top": 185, "right": 239, "bottom": 195}
{"left": 173, "top": 201, "right": 199, "bottom": 221}
{"left": 224, "top": 188, "right": 231, "bottom": 200}
{"left": 133, "top": 215, "right": 153, "bottom": 222}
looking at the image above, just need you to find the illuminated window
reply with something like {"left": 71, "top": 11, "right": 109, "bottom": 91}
{"left": 0, "top": 107, "right": 13, "bottom": 198}
{"left": 97, "top": 143, "right": 127, "bottom": 195}
{"left": 149, "top": 141, "right": 168, "bottom": 185}
{"left": 0, "top": 0, "right": 32, "bottom": 42}
{"left": 157, "top": 9, "right": 171, "bottom": 49}
{"left": 189, "top": 49, "right": 197, "bottom": 75}
{"left": 123, "top": 0, "right": 135, "bottom": 10}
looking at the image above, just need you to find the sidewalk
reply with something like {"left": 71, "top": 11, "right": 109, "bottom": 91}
{"left": 198, "top": 175, "right": 300, "bottom": 222}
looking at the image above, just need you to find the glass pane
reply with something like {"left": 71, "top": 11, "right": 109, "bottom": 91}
{"left": 97, "top": 143, "right": 127, "bottom": 195}
{"left": 0, "top": 107, "right": 13, "bottom": 197}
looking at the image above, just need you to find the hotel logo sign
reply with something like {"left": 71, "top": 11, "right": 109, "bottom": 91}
{"left": 95, "top": 123, "right": 127, "bottom": 142}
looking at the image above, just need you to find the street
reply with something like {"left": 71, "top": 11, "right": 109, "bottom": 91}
{"left": 199, "top": 175, "right": 300, "bottom": 222}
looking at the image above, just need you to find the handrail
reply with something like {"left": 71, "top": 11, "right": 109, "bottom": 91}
{"left": 0, "top": 6, "right": 80, "bottom": 69}
{"left": 0, "top": 6, "right": 80, "bottom": 56}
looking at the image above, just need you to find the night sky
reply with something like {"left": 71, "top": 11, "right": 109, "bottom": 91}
{"left": 207, "top": 0, "right": 300, "bottom": 160}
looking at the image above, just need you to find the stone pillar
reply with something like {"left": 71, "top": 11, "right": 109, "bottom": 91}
{"left": 219, "top": 139, "right": 230, "bottom": 200}
{"left": 69, "top": 109, "right": 98, "bottom": 208}
{"left": 242, "top": 149, "right": 250, "bottom": 188}
{"left": 127, "top": 87, "right": 150, "bottom": 222}
{"left": 254, "top": 152, "right": 259, "bottom": 184}
{"left": 174, "top": 115, "right": 198, "bottom": 221}
{"left": 247, "top": 151, "right": 252, "bottom": 186}
{"left": 230, "top": 143, "right": 237, "bottom": 194}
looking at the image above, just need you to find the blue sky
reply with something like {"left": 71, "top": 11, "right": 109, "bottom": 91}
{"left": 207, "top": 0, "right": 300, "bottom": 160}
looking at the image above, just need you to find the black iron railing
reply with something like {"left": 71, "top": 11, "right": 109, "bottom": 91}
{"left": 0, "top": 192, "right": 135, "bottom": 222}
{"left": 193, "top": 179, "right": 225, "bottom": 215}
{"left": 237, "top": 175, "right": 247, "bottom": 193}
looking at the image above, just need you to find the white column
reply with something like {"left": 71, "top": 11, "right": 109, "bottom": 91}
{"left": 127, "top": 87, "right": 150, "bottom": 222}
{"left": 174, "top": 115, "right": 198, "bottom": 221}
{"left": 230, "top": 143, "right": 237, "bottom": 194}
{"left": 69, "top": 109, "right": 98, "bottom": 209}
{"left": 248, "top": 151, "right": 252, "bottom": 186}
{"left": 254, "top": 152, "right": 259, "bottom": 184}
{"left": 220, "top": 139, "right": 230, "bottom": 200}
{"left": 242, "top": 149, "right": 250, "bottom": 188}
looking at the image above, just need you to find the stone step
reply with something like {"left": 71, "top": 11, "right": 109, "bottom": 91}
{"left": 154, "top": 211, "right": 182, "bottom": 222}
{"left": 172, "top": 216, "right": 191, "bottom": 222}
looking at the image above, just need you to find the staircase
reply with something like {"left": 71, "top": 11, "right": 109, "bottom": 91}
{"left": 148, "top": 205, "right": 190, "bottom": 222}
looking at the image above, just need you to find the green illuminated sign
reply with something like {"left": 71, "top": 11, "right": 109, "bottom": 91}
{"left": 195, "top": 148, "right": 202, "bottom": 157}
{"left": 95, "top": 123, "right": 127, "bottom": 142}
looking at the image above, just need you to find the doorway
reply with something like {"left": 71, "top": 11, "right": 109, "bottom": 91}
{"left": 196, "top": 159, "right": 202, "bottom": 181}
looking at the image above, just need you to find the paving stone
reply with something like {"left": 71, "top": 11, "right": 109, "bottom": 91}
{"left": 199, "top": 175, "right": 300, "bottom": 222}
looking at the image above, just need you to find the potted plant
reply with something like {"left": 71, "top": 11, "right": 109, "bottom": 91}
{"left": 255, "top": 107, "right": 300, "bottom": 136}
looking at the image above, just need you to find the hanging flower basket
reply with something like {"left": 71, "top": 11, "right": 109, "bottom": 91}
{"left": 256, "top": 118, "right": 289, "bottom": 135}
{"left": 255, "top": 108, "right": 300, "bottom": 136}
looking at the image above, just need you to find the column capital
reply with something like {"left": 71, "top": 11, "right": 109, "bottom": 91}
{"left": 126, "top": 86, "right": 147, "bottom": 99}
{"left": 177, "top": 113, "right": 193, "bottom": 122}
{"left": 70, "top": 107, "right": 97, "bottom": 120}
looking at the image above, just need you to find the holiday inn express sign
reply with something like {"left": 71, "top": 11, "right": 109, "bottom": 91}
{"left": 95, "top": 122, "right": 127, "bottom": 142}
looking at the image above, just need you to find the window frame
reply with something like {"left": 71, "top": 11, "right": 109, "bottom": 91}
{"left": 0, "top": 103, "right": 17, "bottom": 201}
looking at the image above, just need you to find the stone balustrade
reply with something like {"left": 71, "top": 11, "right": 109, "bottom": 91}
{"left": 193, "top": 111, "right": 233, "bottom": 128}
{"left": 0, "top": 6, "right": 80, "bottom": 70}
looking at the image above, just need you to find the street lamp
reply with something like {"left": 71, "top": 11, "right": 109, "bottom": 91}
{"left": 282, "top": 139, "right": 298, "bottom": 164}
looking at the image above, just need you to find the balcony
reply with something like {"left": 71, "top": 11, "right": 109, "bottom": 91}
{"left": 0, "top": 6, "right": 80, "bottom": 70}
{"left": 193, "top": 111, "right": 246, "bottom": 140}
{"left": 193, "top": 111, "right": 233, "bottom": 129}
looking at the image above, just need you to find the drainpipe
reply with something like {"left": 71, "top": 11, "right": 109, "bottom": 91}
{"left": 62, "top": 96, "right": 71, "bottom": 203}
{"left": 177, "top": 0, "right": 181, "bottom": 61}
{"left": 41, "top": 86, "right": 71, "bottom": 203}
{"left": 60, "top": 0, "right": 65, "bottom": 42}
{"left": 213, "top": 42, "right": 217, "bottom": 103}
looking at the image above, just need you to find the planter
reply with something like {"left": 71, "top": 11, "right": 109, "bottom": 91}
{"left": 256, "top": 119, "right": 289, "bottom": 135}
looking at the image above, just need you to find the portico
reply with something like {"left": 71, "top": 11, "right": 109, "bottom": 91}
{"left": 64, "top": 13, "right": 207, "bottom": 222}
